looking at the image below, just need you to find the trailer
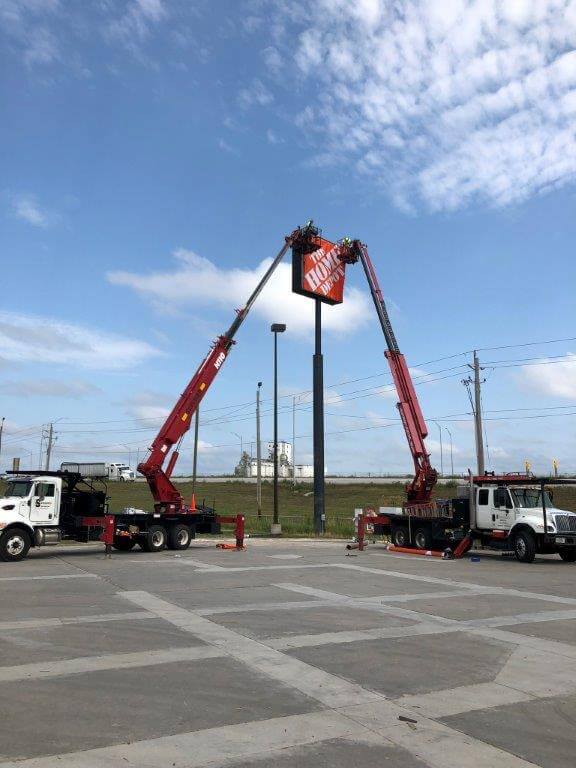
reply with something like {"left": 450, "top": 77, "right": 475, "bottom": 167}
{"left": 60, "top": 462, "right": 135, "bottom": 482}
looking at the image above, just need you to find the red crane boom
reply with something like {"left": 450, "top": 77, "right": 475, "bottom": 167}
{"left": 339, "top": 240, "right": 437, "bottom": 505}
{"left": 138, "top": 227, "right": 302, "bottom": 513}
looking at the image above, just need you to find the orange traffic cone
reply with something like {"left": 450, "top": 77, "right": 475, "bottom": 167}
{"left": 189, "top": 493, "right": 196, "bottom": 511}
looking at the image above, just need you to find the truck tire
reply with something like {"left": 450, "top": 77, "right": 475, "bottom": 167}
{"left": 514, "top": 530, "right": 536, "bottom": 563}
{"left": 414, "top": 527, "right": 432, "bottom": 550}
{"left": 167, "top": 524, "right": 192, "bottom": 551}
{"left": 141, "top": 525, "right": 167, "bottom": 553}
{"left": 112, "top": 537, "right": 136, "bottom": 552}
{"left": 392, "top": 526, "right": 410, "bottom": 547}
{"left": 0, "top": 528, "right": 31, "bottom": 562}
{"left": 559, "top": 548, "right": 576, "bottom": 562}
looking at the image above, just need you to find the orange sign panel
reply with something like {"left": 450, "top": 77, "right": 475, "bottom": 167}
{"left": 292, "top": 236, "right": 347, "bottom": 305}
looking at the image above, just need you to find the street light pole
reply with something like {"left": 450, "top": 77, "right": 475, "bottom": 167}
{"left": 271, "top": 323, "right": 286, "bottom": 535}
{"left": 192, "top": 406, "right": 200, "bottom": 499}
{"left": 292, "top": 394, "right": 296, "bottom": 488}
{"left": 445, "top": 426, "right": 454, "bottom": 477}
{"left": 433, "top": 421, "right": 444, "bottom": 477}
{"left": 256, "top": 382, "right": 262, "bottom": 517}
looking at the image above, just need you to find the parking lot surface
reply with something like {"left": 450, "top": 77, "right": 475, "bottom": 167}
{"left": 0, "top": 539, "right": 575, "bottom": 767}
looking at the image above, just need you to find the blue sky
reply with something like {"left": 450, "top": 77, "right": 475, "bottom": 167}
{"left": 1, "top": 0, "right": 576, "bottom": 476}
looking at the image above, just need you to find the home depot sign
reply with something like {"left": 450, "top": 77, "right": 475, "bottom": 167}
{"left": 291, "top": 235, "right": 348, "bottom": 305}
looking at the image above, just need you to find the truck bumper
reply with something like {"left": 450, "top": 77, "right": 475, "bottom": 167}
{"left": 546, "top": 534, "right": 576, "bottom": 547}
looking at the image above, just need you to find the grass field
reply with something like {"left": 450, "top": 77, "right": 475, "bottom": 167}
{"left": 108, "top": 479, "right": 576, "bottom": 537}
{"left": 2, "top": 479, "right": 575, "bottom": 537}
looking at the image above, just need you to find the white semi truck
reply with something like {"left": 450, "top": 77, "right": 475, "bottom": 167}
{"left": 60, "top": 462, "right": 134, "bottom": 482}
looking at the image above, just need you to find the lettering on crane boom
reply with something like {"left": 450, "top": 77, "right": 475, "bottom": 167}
{"left": 214, "top": 352, "right": 226, "bottom": 370}
{"left": 292, "top": 235, "right": 348, "bottom": 305}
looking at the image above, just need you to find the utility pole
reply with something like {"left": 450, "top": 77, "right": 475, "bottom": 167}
{"left": 0, "top": 416, "right": 5, "bottom": 466}
{"left": 473, "top": 351, "right": 485, "bottom": 476}
{"left": 192, "top": 406, "right": 200, "bottom": 499}
{"left": 463, "top": 351, "right": 485, "bottom": 476}
{"left": 256, "top": 382, "right": 262, "bottom": 517}
{"left": 44, "top": 423, "right": 54, "bottom": 471}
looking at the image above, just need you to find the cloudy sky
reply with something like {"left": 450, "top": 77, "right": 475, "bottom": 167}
{"left": 1, "top": 0, "right": 576, "bottom": 477}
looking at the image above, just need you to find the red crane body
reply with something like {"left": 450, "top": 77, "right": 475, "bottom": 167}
{"left": 339, "top": 240, "right": 437, "bottom": 505}
{"left": 138, "top": 229, "right": 302, "bottom": 513}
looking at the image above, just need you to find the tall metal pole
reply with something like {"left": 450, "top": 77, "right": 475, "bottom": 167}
{"left": 473, "top": 351, "right": 485, "bottom": 476}
{"left": 433, "top": 421, "right": 443, "bottom": 477}
{"left": 313, "top": 298, "right": 325, "bottom": 535}
{"left": 292, "top": 395, "right": 296, "bottom": 488}
{"left": 192, "top": 406, "right": 199, "bottom": 498}
{"left": 273, "top": 333, "right": 279, "bottom": 530}
{"left": 445, "top": 426, "right": 454, "bottom": 477}
{"left": 0, "top": 417, "right": 4, "bottom": 465}
{"left": 256, "top": 383, "right": 262, "bottom": 517}
{"left": 44, "top": 423, "right": 54, "bottom": 471}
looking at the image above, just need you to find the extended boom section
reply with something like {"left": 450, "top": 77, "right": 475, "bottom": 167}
{"left": 138, "top": 230, "right": 299, "bottom": 513}
{"left": 339, "top": 239, "right": 437, "bottom": 507}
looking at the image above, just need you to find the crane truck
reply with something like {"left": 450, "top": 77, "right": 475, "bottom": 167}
{"left": 0, "top": 225, "right": 312, "bottom": 562}
{"left": 339, "top": 238, "right": 576, "bottom": 563}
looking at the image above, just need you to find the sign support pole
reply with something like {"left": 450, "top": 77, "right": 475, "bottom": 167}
{"left": 313, "top": 298, "right": 325, "bottom": 535}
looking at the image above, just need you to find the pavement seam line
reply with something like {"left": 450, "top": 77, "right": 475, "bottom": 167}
{"left": 117, "top": 590, "right": 538, "bottom": 768}
{"left": 0, "top": 645, "right": 223, "bottom": 683}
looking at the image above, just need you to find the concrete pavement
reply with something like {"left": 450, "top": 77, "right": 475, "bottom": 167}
{"left": 0, "top": 539, "right": 575, "bottom": 766}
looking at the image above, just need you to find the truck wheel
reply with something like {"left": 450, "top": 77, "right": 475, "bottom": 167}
{"left": 0, "top": 529, "right": 31, "bottom": 562}
{"left": 112, "top": 537, "right": 136, "bottom": 552}
{"left": 167, "top": 524, "right": 192, "bottom": 551}
{"left": 142, "top": 525, "right": 167, "bottom": 553}
{"left": 392, "top": 526, "right": 410, "bottom": 547}
{"left": 559, "top": 548, "right": 576, "bottom": 562}
{"left": 414, "top": 527, "right": 432, "bottom": 550}
{"left": 514, "top": 530, "right": 536, "bottom": 563}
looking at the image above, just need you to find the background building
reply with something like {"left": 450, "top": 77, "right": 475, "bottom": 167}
{"left": 234, "top": 442, "right": 313, "bottom": 479}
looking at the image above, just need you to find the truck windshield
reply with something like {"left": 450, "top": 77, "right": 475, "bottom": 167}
{"left": 3, "top": 481, "right": 32, "bottom": 498}
{"left": 511, "top": 488, "right": 555, "bottom": 509}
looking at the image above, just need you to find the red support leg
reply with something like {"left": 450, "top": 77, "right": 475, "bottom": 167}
{"left": 102, "top": 514, "right": 115, "bottom": 557}
{"left": 235, "top": 514, "right": 245, "bottom": 550}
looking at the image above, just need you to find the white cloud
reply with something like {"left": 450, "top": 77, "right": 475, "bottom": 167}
{"left": 521, "top": 353, "right": 576, "bottom": 398}
{"left": 0, "top": 311, "right": 161, "bottom": 370}
{"left": 267, "top": 0, "right": 576, "bottom": 211}
{"left": 108, "top": 248, "right": 371, "bottom": 336}
{"left": 238, "top": 78, "right": 274, "bottom": 109}
{"left": 10, "top": 193, "right": 55, "bottom": 227}
{"left": 0, "top": 0, "right": 60, "bottom": 66}
{"left": 266, "top": 128, "right": 284, "bottom": 144}
{"left": 217, "top": 138, "right": 240, "bottom": 155}
{"left": 0, "top": 378, "right": 100, "bottom": 398}
{"left": 107, "top": 0, "right": 167, "bottom": 48}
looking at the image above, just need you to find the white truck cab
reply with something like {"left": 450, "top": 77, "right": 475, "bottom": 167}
{"left": 473, "top": 483, "right": 576, "bottom": 562}
{"left": 107, "top": 463, "right": 135, "bottom": 482}
{"left": 0, "top": 475, "right": 63, "bottom": 560}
